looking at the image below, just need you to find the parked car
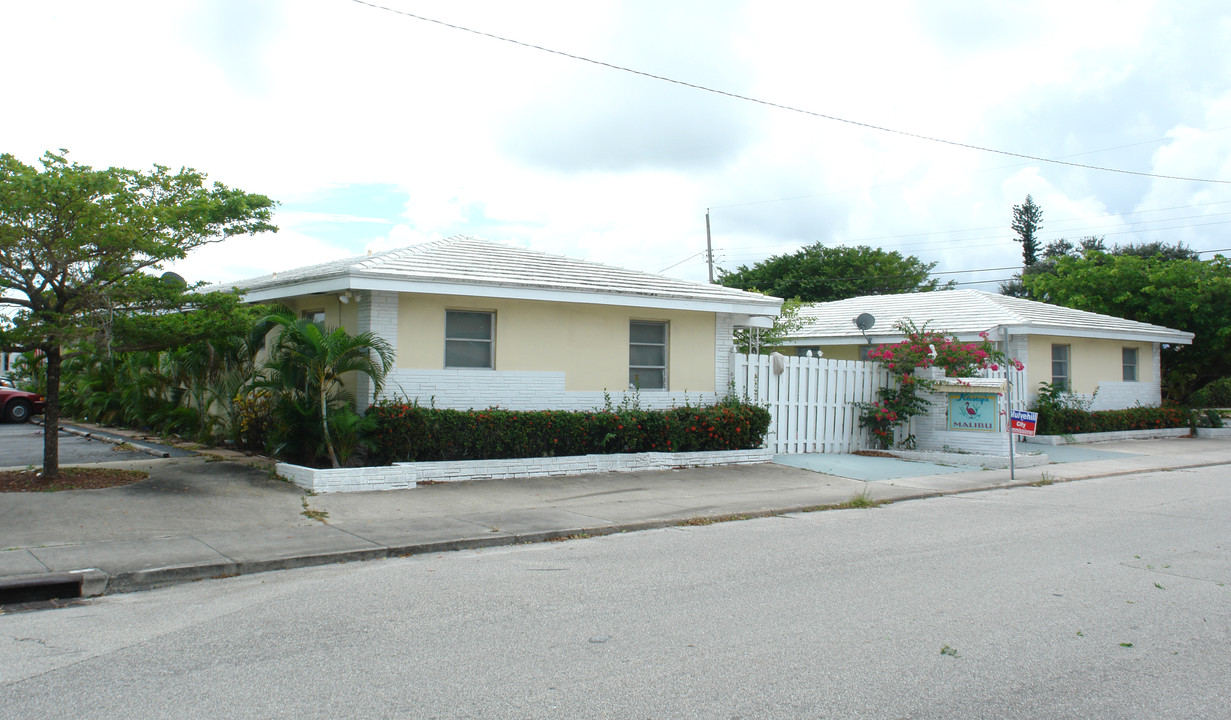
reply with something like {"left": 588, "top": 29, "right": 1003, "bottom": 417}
{"left": 0, "top": 376, "right": 16, "bottom": 388}
{"left": 0, "top": 387, "right": 45, "bottom": 423}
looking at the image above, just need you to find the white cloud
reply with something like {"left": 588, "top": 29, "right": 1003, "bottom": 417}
{"left": 3, "top": 0, "right": 1229, "bottom": 293}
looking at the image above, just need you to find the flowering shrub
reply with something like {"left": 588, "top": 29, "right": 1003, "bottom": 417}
{"left": 232, "top": 389, "right": 273, "bottom": 452}
{"left": 858, "top": 321, "right": 1020, "bottom": 449}
{"left": 364, "top": 398, "right": 772, "bottom": 464}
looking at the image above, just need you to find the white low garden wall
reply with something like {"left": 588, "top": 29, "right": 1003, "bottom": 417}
{"left": 278, "top": 449, "right": 774, "bottom": 494}
{"left": 1020, "top": 428, "right": 1191, "bottom": 445}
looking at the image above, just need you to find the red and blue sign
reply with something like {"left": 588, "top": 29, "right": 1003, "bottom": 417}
{"left": 1010, "top": 409, "right": 1038, "bottom": 437}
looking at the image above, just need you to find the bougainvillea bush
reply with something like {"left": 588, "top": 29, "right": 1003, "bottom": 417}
{"left": 858, "top": 321, "right": 1022, "bottom": 449}
{"left": 364, "top": 398, "right": 771, "bottom": 464}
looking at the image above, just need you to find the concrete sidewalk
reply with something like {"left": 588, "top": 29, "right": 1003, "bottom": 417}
{"left": 2, "top": 436, "right": 1229, "bottom": 600}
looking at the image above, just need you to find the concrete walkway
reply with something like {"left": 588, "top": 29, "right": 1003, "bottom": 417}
{"left": 2, "top": 435, "right": 1228, "bottom": 599}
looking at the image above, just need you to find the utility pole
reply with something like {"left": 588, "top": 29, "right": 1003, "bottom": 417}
{"left": 705, "top": 209, "right": 715, "bottom": 283}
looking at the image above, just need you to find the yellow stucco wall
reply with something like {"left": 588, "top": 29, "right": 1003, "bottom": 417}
{"left": 1026, "top": 335, "right": 1152, "bottom": 394}
{"left": 813, "top": 345, "right": 862, "bottom": 362}
{"left": 397, "top": 294, "right": 717, "bottom": 392}
{"left": 281, "top": 295, "right": 358, "bottom": 330}
{"left": 276, "top": 295, "right": 362, "bottom": 395}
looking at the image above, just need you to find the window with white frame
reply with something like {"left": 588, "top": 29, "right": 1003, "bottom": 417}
{"left": 1051, "top": 344, "right": 1070, "bottom": 390}
{"left": 445, "top": 310, "right": 494, "bottom": 369}
{"left": 629, "top": 321, "right": 667, "bottom": 390}
{"left": 302, "top": 309, "right": 326, "bottom": 325}
{"left": 1122, "top": 347, "right": 1139, "bottom": 382}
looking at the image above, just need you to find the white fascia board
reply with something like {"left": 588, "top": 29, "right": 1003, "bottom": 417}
{"left": 239, "top": 276, "right": 782, "bottom": 315}
{"left": 786, "top": 324, "right": 1193, "bottom": 346}
{"left": 236, "top": 277, "right": 352, "bottom": 303}
{"left": 1002, "top": 325, "right": 1194, "bottom": 345}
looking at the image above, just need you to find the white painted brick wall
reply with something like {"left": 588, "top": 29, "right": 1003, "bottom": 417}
{"left": 278, "top": 449, "right": 773, "bottom": 493}
{"left": 715, "top": 313, "right": 736, "bottom": 395}
{"left": 377, "top": 370, "right": 718, "bottom": 412}
{"left": 1088, "top": 381, "right": 1162, "bottom": 411}
{"left": 355, "top": 290, "right": 400, "bottom": 410}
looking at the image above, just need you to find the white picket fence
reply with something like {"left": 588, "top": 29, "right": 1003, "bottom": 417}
{"left": 732, "top": 354, "right": 887, "bottom": 454}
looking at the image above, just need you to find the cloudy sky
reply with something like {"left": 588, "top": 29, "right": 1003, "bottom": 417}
{"left": 3, "top": 0, "right": 1230, "bottom": 291}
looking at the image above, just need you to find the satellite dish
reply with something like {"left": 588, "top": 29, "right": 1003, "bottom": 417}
{"left": 160, "top": 271, "right": 187, "bottom": 287}
{"left": 853, "top": 313, "right": 876, "bottom": 331}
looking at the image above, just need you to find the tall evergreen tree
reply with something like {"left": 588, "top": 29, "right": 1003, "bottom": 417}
{"left": 1012, "top": 195, "right": 1044, "bottom": 267}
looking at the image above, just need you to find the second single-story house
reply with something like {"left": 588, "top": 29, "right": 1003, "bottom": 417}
{"left": 778, "top": 289, "right": 1193, "bottom": 410}
{"left": 213, "top": 236, "right": 782, "bottom": 411}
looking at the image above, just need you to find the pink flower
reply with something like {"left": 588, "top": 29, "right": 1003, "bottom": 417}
{"left": 990, "top": 363, "right": 999, "bottom": 371}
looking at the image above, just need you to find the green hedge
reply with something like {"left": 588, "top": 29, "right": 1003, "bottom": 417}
{"left": 365, "top": 400, "right": 771, "bottom": 464}
{"left": 1036, "top": 405, "right": 1189, "bottom": 435}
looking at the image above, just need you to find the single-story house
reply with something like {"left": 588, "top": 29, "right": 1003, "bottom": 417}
{"left": 778, "top": 289, "right": 1193, "bottom": 411}
{"left": 214, "top": 236, "right": 782, "bottom": 411}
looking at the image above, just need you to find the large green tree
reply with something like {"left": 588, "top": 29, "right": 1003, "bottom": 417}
{"left": 0, "top": 150, "right": 276, "bottom": 478}
{"left": 718, "top": 244, "right": 952, "bottom": 302}
{"left": 1023, "top": 250, "right": 1231, "bottom": 400}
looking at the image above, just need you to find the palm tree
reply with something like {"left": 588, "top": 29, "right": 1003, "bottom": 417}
{"left": 261, "top": 313, "right": 394, "bottom": 468}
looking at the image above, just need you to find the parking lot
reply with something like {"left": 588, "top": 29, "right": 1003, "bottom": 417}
{"left": 0, "top": 422, "right": 185, "bottom": 468}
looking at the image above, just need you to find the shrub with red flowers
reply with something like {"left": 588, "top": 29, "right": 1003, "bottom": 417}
{"left": 364, "top": 397, "right": 771, "bottom": 464}
{"left": 858, "top": 320, "right": 1021, "bottom": 449}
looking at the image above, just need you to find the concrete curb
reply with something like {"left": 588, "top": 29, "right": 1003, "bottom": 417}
{"left": 33, "top": 418, "right": 178, "bottom": 460}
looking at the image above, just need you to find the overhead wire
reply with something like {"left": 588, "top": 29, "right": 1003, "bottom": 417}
{"left": 347, "top": 0, "right": 1230, "bottom": 186}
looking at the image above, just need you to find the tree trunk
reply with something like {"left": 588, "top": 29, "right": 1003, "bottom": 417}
{"left": 42, "top": 345, "right": 62, "bottom": 480}
{"left": 321, "top": 380, "right": 339, "bottom": 469}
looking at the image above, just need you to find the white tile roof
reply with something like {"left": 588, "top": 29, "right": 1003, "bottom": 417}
{"left": 787, "top": 289, "right": 1193, "bottom": 344}
{"left": 210, "top": 236, "right": 781, "bottom": 314}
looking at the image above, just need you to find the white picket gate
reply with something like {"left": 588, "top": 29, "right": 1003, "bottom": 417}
{"left": 732, "top": 353, "right": 886, "bottom": 454}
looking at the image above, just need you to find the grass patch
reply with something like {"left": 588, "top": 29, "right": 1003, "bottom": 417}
{"left": 301, "top": 496, "right": 329, "bottom": 523}
{"left": 940, "top": 645, "right": 959, "bottom": 657}
{"left": 1030, "top": 471, "right": 1056, "bottom": 487}
{"left": 0, "top": 467, "right": 149, "bottom": 492}
{"left": 844, "top": 489, "right": 878, "bottom": 508}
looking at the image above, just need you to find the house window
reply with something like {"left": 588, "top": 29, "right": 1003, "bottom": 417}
{"left": 629, "top": 321, "right": 667, "bottom": 390}
{"left": 302, "top": 309, "right": 326, "bottom": 325}
{"left": 1123, "top": 347, "right": 1139, "bottom": 382}
{"left": 1051, "top": 344, "right": 1070, "bottom": 390}
{"left": 445, "top": 310, "right": 494, "bottom": 369}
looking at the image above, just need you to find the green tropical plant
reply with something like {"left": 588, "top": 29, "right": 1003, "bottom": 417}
{"left": 260, "top": 313, "right": 394, "bottom": 468}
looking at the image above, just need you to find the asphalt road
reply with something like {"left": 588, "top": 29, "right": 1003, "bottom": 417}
{"left": 0, "top": 422, "right": 182, "bottom": 468}
{"left": 1, "top": 467, "right": 1227, "bottom": 718}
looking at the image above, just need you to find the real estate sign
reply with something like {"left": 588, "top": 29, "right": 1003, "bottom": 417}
{"left": 1010, "top": 409, "right": 1039, "bottom": 437}
{"left": 947, "top": 392, "right": 998, "bottom": 431}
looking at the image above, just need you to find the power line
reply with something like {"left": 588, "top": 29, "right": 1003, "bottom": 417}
{"left": 713, "top": 211, "right": 1231, "bottom": 260}
{"left": 709, "top": 132, "right": 1231, "bottom": 211}
{"left": 349, "top": 0, "right": 1231, "bottom": 186}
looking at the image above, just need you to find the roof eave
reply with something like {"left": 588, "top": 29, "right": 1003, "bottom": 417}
{"left": 234, "top": 274, "right": 782, "bottom": 315}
